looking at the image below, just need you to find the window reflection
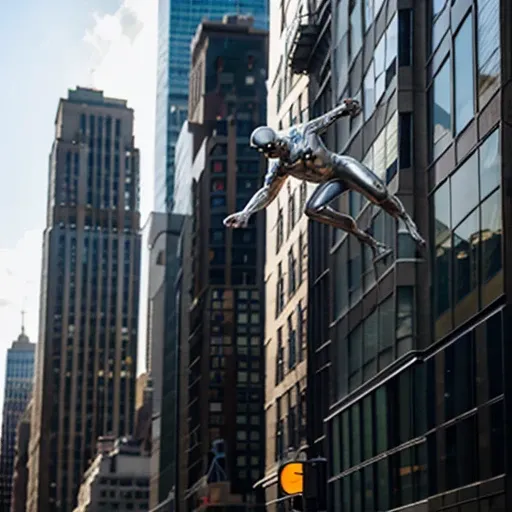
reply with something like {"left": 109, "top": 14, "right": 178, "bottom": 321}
{"left": 385, "top": 16, "right": 398, "bottom": 87}
{"left": 432, "top": 0, "right": 447, "bottom": 17}
{"left": 433, "top": 180, "right": 450, "bottom": 240}
{"left": 454, "top": 15, "right": 475, "bottom": 133}
{"left": 364, "top": 0, "right": 373, "bottom": 30}
{"left": 453, "top": 209, "right": 479, "bottom": 307}
{"left": 374, "top": 36, "right": 386, "bottom": 102}
{"left": 373, "top": 128, "right": 386, "bottom": 181}
{"left": 480, "top": 190, "right": 502, "bottom": 284}
{"left": 396, "top": 287, "right": 413, "bottom": 341}
{"left": 431, "top": 59, "right": 451, "bottom": 160}
{"left": 479, "top": 128, "right": 501, "bottom": 199}
{"left": 363, "top": 62, "right": 375, "bottom": 120}
{"left": 374, "top": 0, "right": 385, "bottom": 17}
{"left": 476, "top": 0, "right": 501, "bottom": 103}
{"left": 451, "top": 153, "right": 478, "bottom": 227}
{"left": 349, "top": 0, "right": 363, "bottom": 60}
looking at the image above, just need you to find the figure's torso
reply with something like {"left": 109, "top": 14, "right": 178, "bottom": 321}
{"left": 280, "top": 126, "right": 336, "bottom": 183}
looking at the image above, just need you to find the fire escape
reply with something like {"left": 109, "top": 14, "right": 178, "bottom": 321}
{"left": 287, "top": 0, "right": 331, "bottom": 77}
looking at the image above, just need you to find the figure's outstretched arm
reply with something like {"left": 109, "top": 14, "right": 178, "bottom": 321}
{"left": 305, "top": 98, "right": 361, "bottom": 135}
{"left": 224, "top": 162, "right": 287, "bottom": 228}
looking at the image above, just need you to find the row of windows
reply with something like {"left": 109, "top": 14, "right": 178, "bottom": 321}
{"left": 79, "top": 114, "right": 122, "bottom": 139}
{"left": 333, "top": 287, "right": 414, "bottom": 400}
{"left": 330, "top": 308, "right": 503, "bottom": 479}
{"left": 275, "top": 384, "right": 307, "bottom": 461}
{"left": 275, "top": 234, "right": 306, "bottom": 318}
{"left": 275, "top": 300, "right": 307, "bottom": 385}
{"left": 430, "top": 0, "right": 500, "bottom": 160}
{"left": 432, "top": 127, "right": 502, "bottom": 339}
{"left": 275, "top": 183, "right": 307, "bottom": 253}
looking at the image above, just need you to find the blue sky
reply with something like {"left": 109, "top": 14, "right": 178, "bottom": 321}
{"left": 0, "top": 0, "right": 157, "bottom": 428}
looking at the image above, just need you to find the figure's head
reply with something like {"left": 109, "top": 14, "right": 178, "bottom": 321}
{"left": 250, "top": 126, "right": 282, "bottom": 158}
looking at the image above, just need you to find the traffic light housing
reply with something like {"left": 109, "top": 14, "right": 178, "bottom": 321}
{"left": 278, "top": 458, "right": 327, "bottom": 512}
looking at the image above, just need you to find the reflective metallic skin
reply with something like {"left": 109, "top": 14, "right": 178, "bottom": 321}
{"left": 224, "top": 99, "right": 425, "bottom": 259}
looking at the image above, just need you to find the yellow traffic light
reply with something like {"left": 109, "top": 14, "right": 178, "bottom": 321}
{"left": 278, "top": 462, "right": 304, "bottom": 495}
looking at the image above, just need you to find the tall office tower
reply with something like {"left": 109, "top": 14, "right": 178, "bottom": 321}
{"left": 148, "top": 122, "right": 194, "bottom": 512}
{"left": 300, "top": 0, "right": 510, "bottom": 510}
{"left": 26, "top": 87, "right": 141, "bottom": 512}
{"left": 147, "top": 212, "right": 186, "bottom": 511}
{"left": 0, "top": 323, "right": 35, "bottom": 511}
{"left": 154, "top": 0, "right": 268, "bottom": 212}
{"left": 183, "top": 15, "right": 267, "bottom": 511}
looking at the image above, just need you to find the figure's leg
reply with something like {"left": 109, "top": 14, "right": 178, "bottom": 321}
{"left": 379, "top": 195, "right": 426, "bottom": 247}
{"left": 305, "top": 180, "right": 391, "bottom": 259}
{"left": 334, "top": 155, "right": 426, "bottom": 247}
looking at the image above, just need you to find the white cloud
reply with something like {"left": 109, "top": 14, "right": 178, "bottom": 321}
{"left": 83, "top": 0, "right": 158, "bottom": 376}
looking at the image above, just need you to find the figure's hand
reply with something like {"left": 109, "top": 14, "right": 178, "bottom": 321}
{"left": 223, "top": 211, "right": 250, "bottom": 229}
{"left": 343, "top": 98, "right": 362, "bottom": 117}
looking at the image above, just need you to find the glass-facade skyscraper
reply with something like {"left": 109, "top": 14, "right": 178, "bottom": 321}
{"left": 0, "top": 326, "right": 35, "bottom": 511}
{"left": 299, "top": 0, "right": 509, "bottom": 510}
{"left": 154, "top": 0, "right": 268, "bottom": 212}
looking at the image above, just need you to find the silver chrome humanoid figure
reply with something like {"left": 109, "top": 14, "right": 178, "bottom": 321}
{"left": 223, "top": 98, "right": 425, "bottom": 260}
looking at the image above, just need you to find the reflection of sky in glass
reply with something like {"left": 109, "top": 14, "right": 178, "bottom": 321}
{"left": 434, "top": 180, "right": 450, "bottom": 240}
{"left": 479, "top": 128, "right": 501, "bottom": 198}
{"left": 432, "top": 58, "right": 451, "bottom": 158}
{"left": 385, "top": 15, "right": 397, "bottom": 69}
{"left": 454, "top": 15, "right": 474, "bottom": 133}
{"left": 432, "top": 0, "right": 447, "bottom": 17}
{"left": 374, "top": 36, "right": 385, "bottom": 102}
{"left": 451, "top": 153, "right": 479, "bottom": 227}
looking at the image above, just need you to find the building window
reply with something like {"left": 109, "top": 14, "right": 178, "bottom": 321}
{"left": 431, "top": 128, "right": 502, "bottom": 339}
{"left": 299, "top": 181, "right": 307, "bottom": 212}
{"left": 430, "top": 58, "right": 451, "bottom": 161}
{"left": 298, "top": 233, "right": 305, "bottom": 284}
{"left": 477, "top": 0, "right": 500, "bottom": 104}
{"left": 396, "top": 286, "right": 414, "bottom": 356}
{"left": 275, "top": 398, "right": 284, "bottom": 460}
{"left": 454, "top": 14, "right": 475, "bottom": 134}
{"left": 287, "top": 192, "right": 296, "bottom": 236}
{"left": 212, "top": 161, "right": 225, "bottom": 173}
{"left": 349, "top": 0, "right": 363, "bottom": 61}
{"left": 287, "top": 315, "right": 296, "bottom": 369}
{"left": 288, "top": 248, "right": 297, "bottom": 297}
{"left": 276, "top": 262, "right": 285, "bottom": 317}
{"left": 276, "top": 328, "right": 284, "bottom": 385}
{"left": 398, "top": 9, "right": 413, "bottom": 67}
{"left": 297, "top": 301, "right": 306, "bottom": 362}
{"left": 276, "top": 207, "right": 284, "bottom": 253}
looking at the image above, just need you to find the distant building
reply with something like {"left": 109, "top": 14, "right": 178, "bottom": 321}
{"left": 0, "top": 321, "right": 35, "bottom": 511}
{"left": 184, "top": 14, "right": 268, "bottom": 511}
{"left": 10, "top": 400, "right": 33, "bottom": 512}
{"left": 73, "top": 437, "right": 150, "bottom": 512}
{"left": 154, "top": 0, "right": 268, "bottom": 212}
{"left": 147, "top": 212, "right": 187, "bottom": 509}
{"left": 27, "top": 86, "right": 142, "bottom": 512}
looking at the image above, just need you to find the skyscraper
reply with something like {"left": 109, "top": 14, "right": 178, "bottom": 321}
{"left": 154, "top": 0, "right": 268, "bottom": 212}
{"left": 27, "top": 87, "right": 141, "bottom": 512}
{"left": 301, "top": 0, "right": 508, "bottom": 510}
{"left": 184, "top": 15, "right": 268, "bottom": 509}
{"left": 0, "top": 321, "right": 35, "bottom": 511}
